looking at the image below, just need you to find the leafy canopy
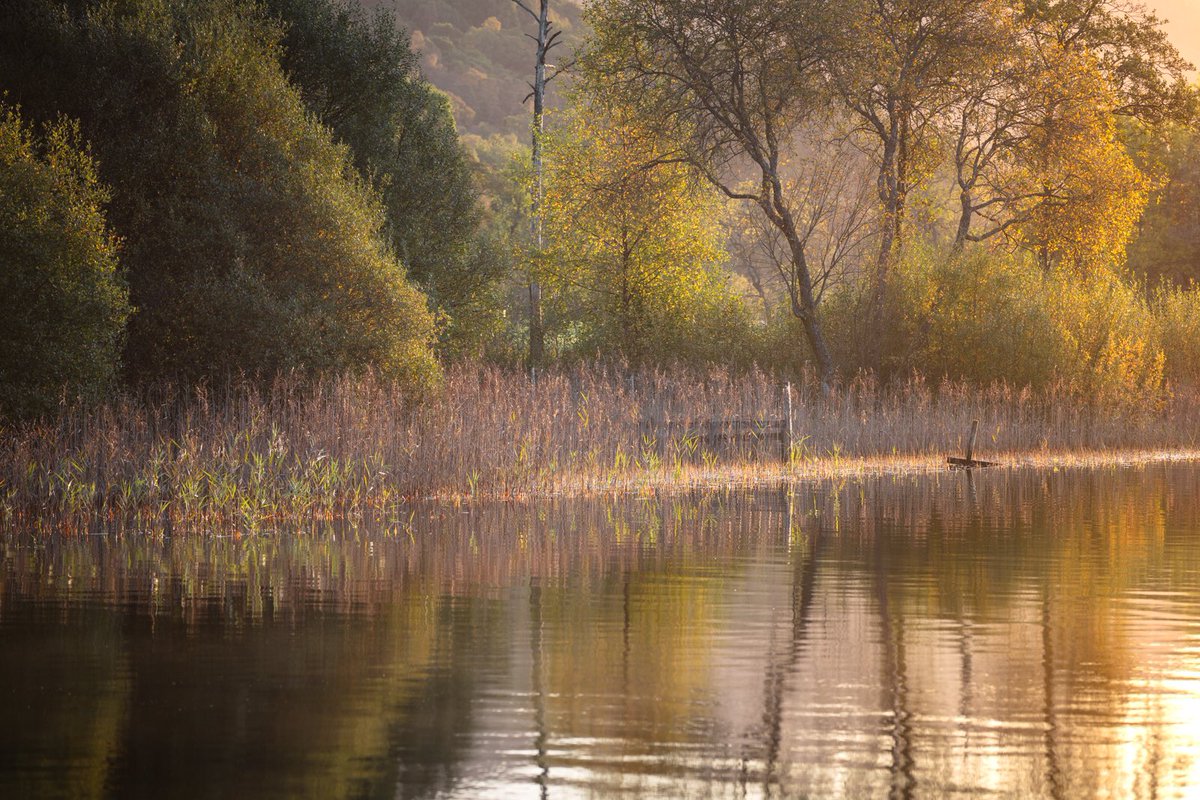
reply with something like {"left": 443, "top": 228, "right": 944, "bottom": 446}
{"left": 0, "top": 0, "right": 437, "bottom": 385}
{"left": 268, "top": 0, "right": 506, "bottom": 355}
{"left": 0, "top": 105, "right": 130, "bottom": 418}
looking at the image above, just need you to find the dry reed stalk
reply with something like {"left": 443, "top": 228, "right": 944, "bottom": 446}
{"left": 2, "top": 363, "right": 1199, "bottom": 532}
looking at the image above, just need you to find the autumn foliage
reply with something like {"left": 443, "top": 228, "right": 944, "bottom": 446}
{"left": 0, "top": 0, "right": 1198, "bottom": 422}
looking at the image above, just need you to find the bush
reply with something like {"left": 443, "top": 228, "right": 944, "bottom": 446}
{"left": 0, "top": 106, "right": 130, "bottom": 418}
{"left": 267, "top": 0, "right": 506, "bottom": 356}
{"left": 1052, "top": 268, "right": 1163, "bottom": 409}
{"left": 0, "top": 0, "right": 437, "bottom": 387}
{"left": 893, "top": 243, "right": 1064, "bottom": 388}
{"left": 1152, "top": 283, "right": 1200, "bottom": 389}
{"left": 825, "top": 243, "right": 1165, "bottom": 408}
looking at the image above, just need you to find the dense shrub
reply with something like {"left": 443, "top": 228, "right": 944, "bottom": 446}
{"left": 824, "top": 244, "right": 1165, "bottom": 408}
{"left": 0, "top": 0, "right": 437, "bottom": 387}
{"left": 1152, "top": 283, "right": 1200, "bottom": 389}
{"left": 0, "top": 106, "right": 130, "bottom": 418}
{"left": 267, "top": 0, "right": 506, "bottom": 354}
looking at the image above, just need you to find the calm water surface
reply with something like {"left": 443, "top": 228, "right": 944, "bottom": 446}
{"left": 5, "top": 464, "right": 1200, "bottom": 798}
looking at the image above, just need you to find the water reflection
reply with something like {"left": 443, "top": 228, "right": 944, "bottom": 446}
{"left": 4, "top": 465, "right": 1200, "bottom": 798}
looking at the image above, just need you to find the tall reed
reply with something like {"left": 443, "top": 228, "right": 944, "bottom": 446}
{"left": 3, "top": 363, "right": 1199, "bottom": 531}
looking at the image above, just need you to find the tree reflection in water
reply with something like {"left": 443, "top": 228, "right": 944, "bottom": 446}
{"left": 4, "top": 464, "right": 1200, "bottom": 798}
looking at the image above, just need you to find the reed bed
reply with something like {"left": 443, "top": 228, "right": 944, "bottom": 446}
{"left": 4, "top": 363, "right": 1200, "bottom": 532}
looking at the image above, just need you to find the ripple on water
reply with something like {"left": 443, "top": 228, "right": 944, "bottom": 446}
{"left": 5, "top": 464, "right": 1200, "bottom": 797}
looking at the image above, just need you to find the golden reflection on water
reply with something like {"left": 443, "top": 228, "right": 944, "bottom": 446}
{"left": 3, "top": 465, "right": 1200, "bottom": 798}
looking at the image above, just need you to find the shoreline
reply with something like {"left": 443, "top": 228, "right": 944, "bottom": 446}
{"left": 8, "top": 445, "right": 1200, "bottom": 535}
{"left": 492, "top": 446, "right": 1200, "bottom": 501}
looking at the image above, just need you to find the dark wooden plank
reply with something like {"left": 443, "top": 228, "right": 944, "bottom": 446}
{"left": 948, "top": 457, "right": 997, "bottom": 468}
{"left": 640, "top": 418, "right": 786, "bottom": 435}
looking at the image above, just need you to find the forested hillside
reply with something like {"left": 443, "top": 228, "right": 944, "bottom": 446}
{"left": 363, "top": 0, "right": 584, "bottom": 138}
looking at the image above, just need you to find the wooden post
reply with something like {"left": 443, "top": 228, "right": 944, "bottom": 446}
{"left": 783, "top": 382, "right": 794, "bottom": 464}
{"left": 948, "top": 418, "right": 995, "bottom": 469}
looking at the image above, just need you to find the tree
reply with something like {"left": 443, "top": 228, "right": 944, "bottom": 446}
{"left": 945, "top": 11, "right": 1042, "bottom": 249}
{"left": 0, "top": 0, "right": 437, "bottom": 386}
{"left": 266, "top": 0, "right": 505, "bottom": 354}
{"left": 1022, "top": 0, "right": 1195, "bottom": 125}
{"left": 828, "top": 0, "right": 1015, "bottom": 366}
{"left": 584, "top": 0, "right": 844, "bottom": 383}
{"left": 1128, "top": 120, "right": 1200, "bottom": 286}
{"left": 0, "top": 106, "right": 131, "bottom": 418}
{"left": 946, "top": 0, "right": 1192, "bottom": 254}
{"left": 540, "top": 100, "right": 748, "bottom": 363}
{"left": 511, "top": 0, "right": 568, "bottom": 372}
{"left": 1011, "top": 49, "right": 1148, "bottom": 272}
{"left": 725, "top": 139, "right": 878, "bottom": 328}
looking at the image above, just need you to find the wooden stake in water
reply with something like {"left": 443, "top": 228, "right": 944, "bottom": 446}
{"left": 948, "top": 418, "right": 996, "bottom": 469}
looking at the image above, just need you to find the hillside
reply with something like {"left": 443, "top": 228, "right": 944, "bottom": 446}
{"left": 362, "top": 0, "right": 585, "bottom": 139}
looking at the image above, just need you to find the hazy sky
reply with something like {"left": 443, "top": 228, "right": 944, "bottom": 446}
{"left": 1150, "top": 0, "right": 1200, "bottom": 72}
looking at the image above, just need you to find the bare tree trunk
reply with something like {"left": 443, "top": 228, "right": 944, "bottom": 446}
{"left": 516, "top": 0, "right": 558, "bottom": 371}
{"left": 528, "top": 1, "right": 548, "bottom": 371}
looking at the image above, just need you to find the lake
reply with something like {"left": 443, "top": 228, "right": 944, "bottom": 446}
{"left": 4, "top": 463, "right": 1200, "bottom": 798}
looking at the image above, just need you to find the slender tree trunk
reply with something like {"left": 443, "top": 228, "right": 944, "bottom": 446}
{"left": 619, "top": 237, "right": 634, "bottom": 358}
{"left": 790, "top": 290, "right": 834, "bottom": 388}
{"left": 521, "top": 0, "right": 552, "bottom": 372}
{"left": 756, "top": 160, "right": 837, "bottom": 386}
{"left": 871, "top": 123, "right": 900, "bottom": 373}
{"left": 871, "top": 214, "right": 897, "bottom": 374}
{"left": 871, "top": 111, "right": 910, "bottom": 377}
